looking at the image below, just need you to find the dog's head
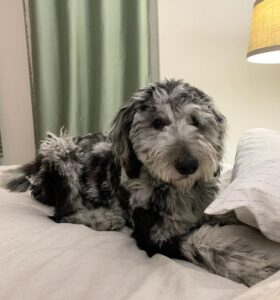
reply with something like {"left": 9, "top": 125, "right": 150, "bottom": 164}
{"left": 110, "top": 79, "right": 226, "bottom": 190}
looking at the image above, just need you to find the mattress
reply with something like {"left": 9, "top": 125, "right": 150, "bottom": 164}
{"left": 0, "top": 166, "right": 279, "bottom": 300}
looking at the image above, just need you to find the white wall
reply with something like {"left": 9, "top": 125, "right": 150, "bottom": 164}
{"left": 158, "top": 0, "right": 280, "bottom": 163}
{"left": 0, "top": 0, "right": 35, "bottom": 165}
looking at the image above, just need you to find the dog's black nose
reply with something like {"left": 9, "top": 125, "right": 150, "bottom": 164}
{"left": 175, "top": 156, "right": 199, "bottom": 176}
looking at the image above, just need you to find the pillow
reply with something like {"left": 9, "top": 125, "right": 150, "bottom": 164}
{"left": 205, "top": 128, "right": 280, "bottom": 243}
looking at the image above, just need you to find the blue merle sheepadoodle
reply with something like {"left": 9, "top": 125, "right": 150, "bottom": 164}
{"left": 2, "top": 79, "right": 279, "bottom": 286}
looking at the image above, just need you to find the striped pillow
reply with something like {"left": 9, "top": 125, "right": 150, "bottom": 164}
{"left": 205, "top": 128, "right": 280, "bottom": 243}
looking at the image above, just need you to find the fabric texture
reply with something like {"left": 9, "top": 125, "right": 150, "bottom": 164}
{"left": 233, "top": 270, "right": 280, "bottom": 300}
{"left": 25, "top": 0, "right": 152, "bottom": 146}
{"left": 0, "top": 166, "right": 247, "bottom": 300}
{"left": 205, "top": 128, "right": 280, "bottom": 243}
{"left": 2, "top": 165, "right": 280, "bottom": 299}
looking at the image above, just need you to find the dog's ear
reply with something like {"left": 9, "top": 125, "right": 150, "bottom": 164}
{"left": 212, "top": 106, "right": 226, "bottom": 153}
{"left": 211, "top": 106, "right": 226, "bottom": 177}
{"left": 110, "top": 101, "right": 142, "bottom": 179}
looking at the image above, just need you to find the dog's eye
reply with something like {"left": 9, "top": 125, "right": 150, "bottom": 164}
{"left": 152, "top": 118, "right": 166, "bottom": 130}
{"left": 191, "top": 116, "right": 200, "bottom": 127}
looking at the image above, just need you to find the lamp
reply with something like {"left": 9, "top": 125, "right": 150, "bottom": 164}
{"left": 247, "top": 0, "right": 280, "bottom": 64}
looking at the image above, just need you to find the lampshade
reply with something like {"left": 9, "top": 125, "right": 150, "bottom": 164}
{"left": 247, "top": 0, "right": 280, "bottom": 64}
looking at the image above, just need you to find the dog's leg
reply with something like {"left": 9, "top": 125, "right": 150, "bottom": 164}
{"left": 31, "top": 133, "right": 82, "bottom": 218}
{"left": 180, "top": 224, "right": 279, "bottom": 286}
{"left": 31, "top": 133, "right": 125, "bottom": 231}
{"left": 59, "top": 206, "right": 125, "bottom": 231}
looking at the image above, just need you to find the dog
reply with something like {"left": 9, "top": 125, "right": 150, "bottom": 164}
{"left": 2, "top": 79, "right": 279, "bottom": 286}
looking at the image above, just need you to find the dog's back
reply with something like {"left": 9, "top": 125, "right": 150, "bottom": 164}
{"left": 1, "top": 132, "right": 111, "bottom": 208}
{"left": 1, "top": 131, "right": 126, "bottom": 232}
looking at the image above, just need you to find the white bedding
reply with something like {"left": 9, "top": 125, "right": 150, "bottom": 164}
{"left": 0, "top": 166, "right": 280, "bottom": 300}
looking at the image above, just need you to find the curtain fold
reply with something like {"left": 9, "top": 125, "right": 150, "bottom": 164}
{"left": 25, "top": 0, "right": 152, "bottom": 146}
{"left": 0, "top": 134, "right": 2, "bottom": 158}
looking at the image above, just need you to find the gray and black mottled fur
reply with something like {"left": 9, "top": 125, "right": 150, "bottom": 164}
{"left": 1, "top": 79, "right": 279, "bottom": 286}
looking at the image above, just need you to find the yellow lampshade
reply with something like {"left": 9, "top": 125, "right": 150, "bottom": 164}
{"left": 247, "top": 0, "right": 280, "bottom": 64}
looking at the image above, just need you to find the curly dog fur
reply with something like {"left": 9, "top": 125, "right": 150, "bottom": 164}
{"left": 2, "top": 79, "right": 279, "bottom": 286}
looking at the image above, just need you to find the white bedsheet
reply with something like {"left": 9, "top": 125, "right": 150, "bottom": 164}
{"left": 0, "top": 166, "right": 279, "bottom": 300}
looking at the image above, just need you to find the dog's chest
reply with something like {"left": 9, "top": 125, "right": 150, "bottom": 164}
{"left": 148, "top": 189, "right": 205, "bottom": 243}
{"left": 124, "top": 177, "right": 208, "bottom": 242}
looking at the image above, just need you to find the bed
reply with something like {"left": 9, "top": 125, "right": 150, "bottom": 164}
{"left": 1, "top": 163, "right": 280, "bottom": 300}
{"left": 0, "top": 130, "right": 280, "bottom": 300}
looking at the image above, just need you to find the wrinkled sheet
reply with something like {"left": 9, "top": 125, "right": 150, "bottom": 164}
{"left": 233, "top": 271, "right": 280, "bottom": 300}
{"left": 0, "top": 166, "right": 279, "bottom": 300}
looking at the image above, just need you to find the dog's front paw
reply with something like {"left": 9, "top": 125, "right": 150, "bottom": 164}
{"left": 55, "top": 210, "right": 126, "bottom": 231}
{"left": 214, "top": 244, "right": 279, "bottom": 287}
{"left": 239, "top": 253, "right": 279, "bottom": 286}
{"left": 181, "top": 226, "right": 280, "bottom": 287}
{"left": 94, "top": 216, "right": 125, "bottom": 231}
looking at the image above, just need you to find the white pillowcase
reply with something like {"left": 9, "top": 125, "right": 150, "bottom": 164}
{"left": 205, "top": 128, "right": 280, "bottom": 243}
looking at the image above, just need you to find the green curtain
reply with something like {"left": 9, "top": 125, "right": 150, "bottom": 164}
{"left": 25, "top": 0, "right": 152, "bottom": 146}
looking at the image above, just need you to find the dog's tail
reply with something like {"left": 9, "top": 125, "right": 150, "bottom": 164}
{"left": 0, "top": 162, "right": 37, "bottom": 192}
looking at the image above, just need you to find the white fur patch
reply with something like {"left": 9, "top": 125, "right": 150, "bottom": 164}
{"left": 92, "top": 141, "right": 111, "bottom": 154}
